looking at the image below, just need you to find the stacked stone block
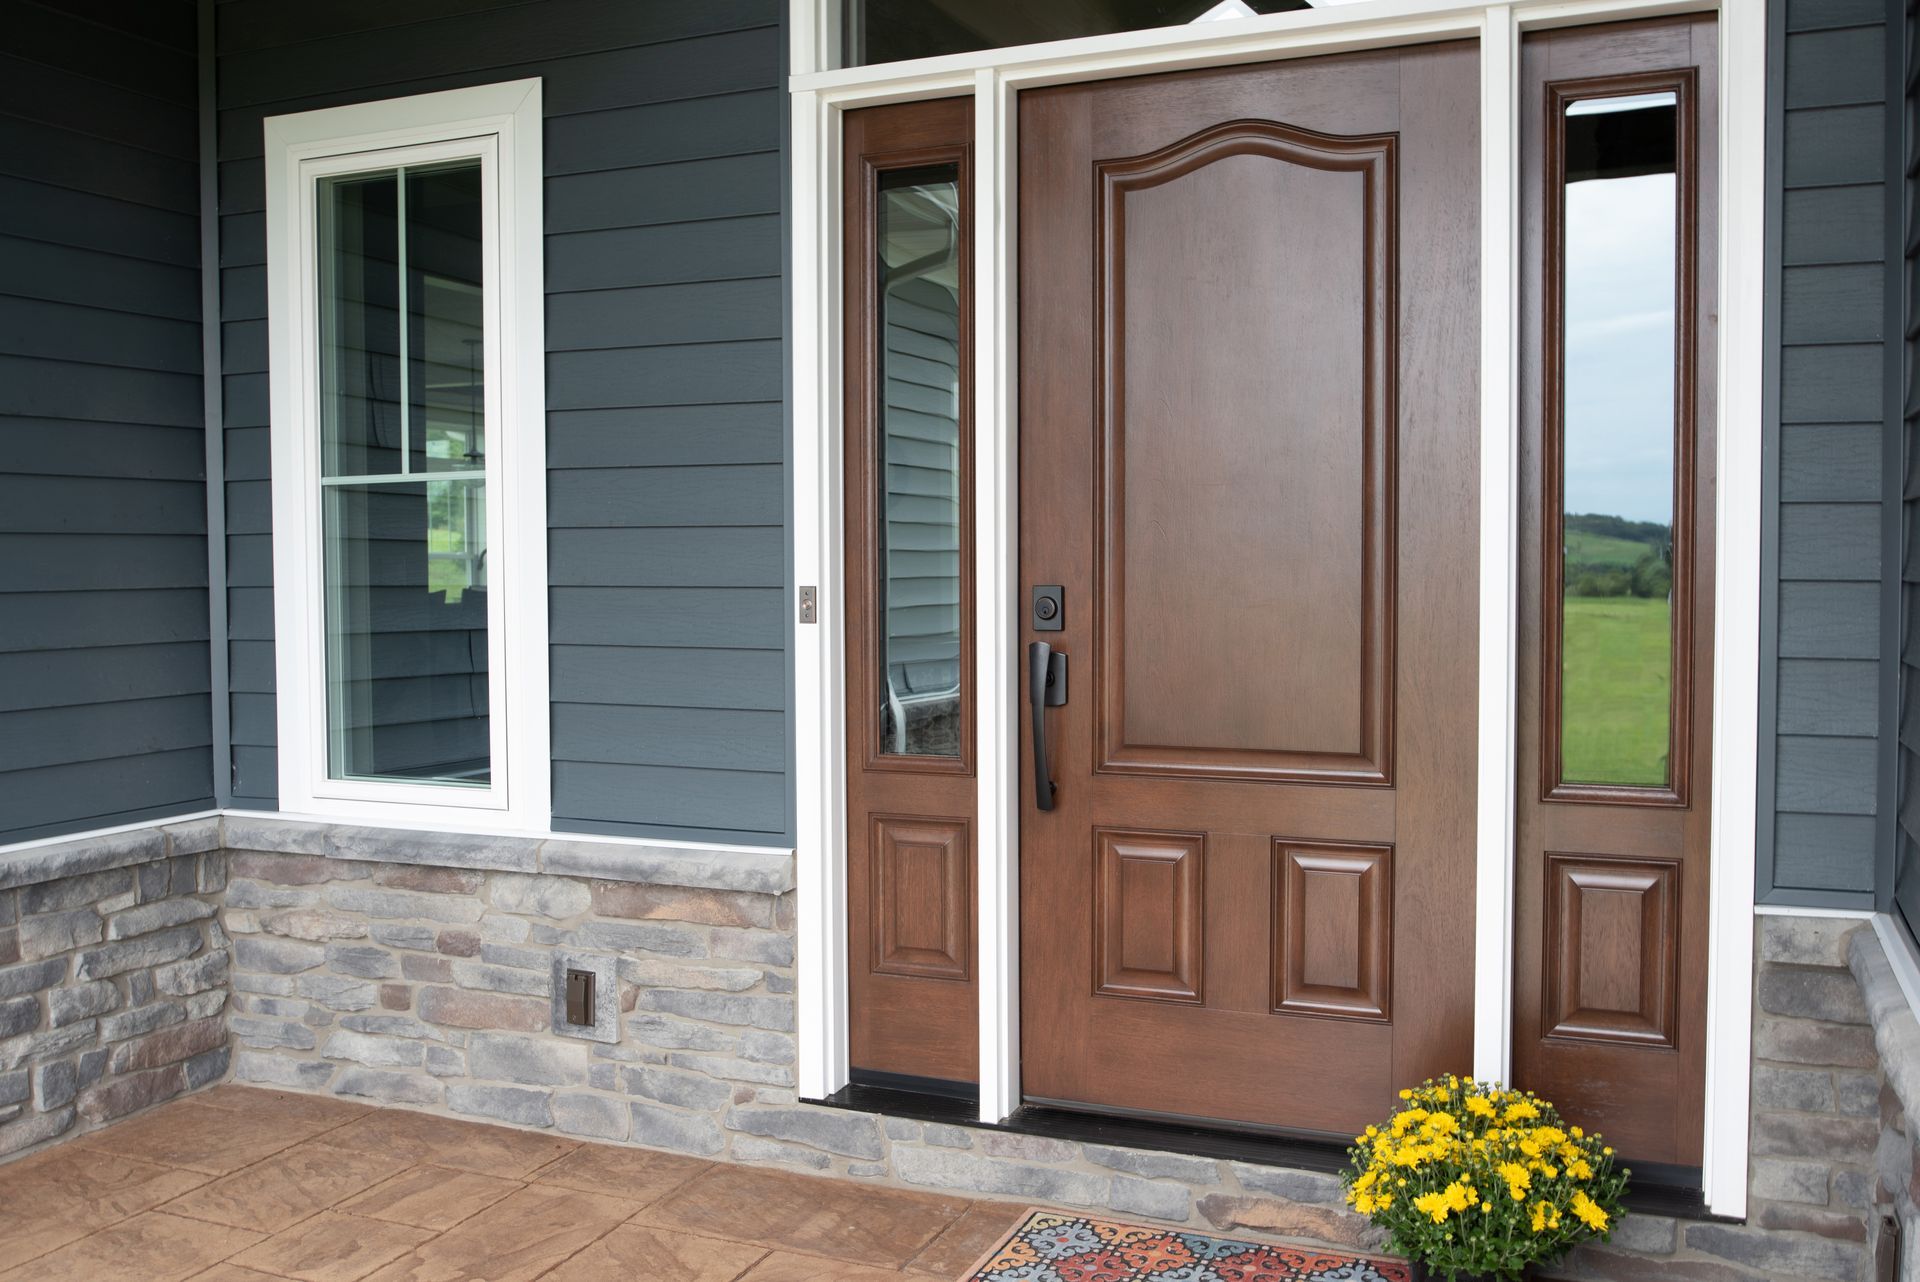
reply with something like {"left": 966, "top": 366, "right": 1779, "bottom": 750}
{"left": 0, "top": 819, "right": 230, "bottom": 1160}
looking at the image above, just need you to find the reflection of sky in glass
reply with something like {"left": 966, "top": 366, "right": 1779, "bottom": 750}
{"left": 1563, "top": 169, "right": 1675, "bottom": 525}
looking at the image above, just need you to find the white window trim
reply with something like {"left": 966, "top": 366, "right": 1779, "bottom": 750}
{"left": 790, "top": 0, "right": 1763, "bottom": 1221}
{"left": 265, "top": 80, "right": 550, "bottom": 833}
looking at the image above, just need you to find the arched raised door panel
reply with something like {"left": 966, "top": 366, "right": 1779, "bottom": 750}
{"left": 1092, "top": 119, "right": 1398, "bottom": 786}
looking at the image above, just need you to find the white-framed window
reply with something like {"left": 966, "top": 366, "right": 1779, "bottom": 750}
{"left": 265, "top": 81, "right": 549, "bottom": 830}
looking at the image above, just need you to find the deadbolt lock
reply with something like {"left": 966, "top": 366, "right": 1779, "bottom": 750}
{"left": 1032, "top": 585, "right": 1064, "bottom": 631}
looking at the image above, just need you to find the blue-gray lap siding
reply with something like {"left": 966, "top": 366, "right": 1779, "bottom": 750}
{"left": 1759, "top": 0, "right": 1899, "bottom": 904}
{"left": 213, "top": 0, "right": 791, "bottom": 843}
{"left": 1896, "top": 0, "right": 1920, "bottom": 930}
{"left": 0, "top": 0, "right": 214, "bottom": 844}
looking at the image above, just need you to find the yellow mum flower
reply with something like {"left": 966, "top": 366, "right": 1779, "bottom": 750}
{"left": 1466, "top": 1096, "right": 1497, "bottom": 1119}
{"left": 1571, "top": 1190, "right": 1610, "bottom": 1232}
{"left": 1413, "top": 1191, "right": 1451, "bottom": 1224}
{"left": 1504, "top": 1100, "right": 1541, "bottom": 1123}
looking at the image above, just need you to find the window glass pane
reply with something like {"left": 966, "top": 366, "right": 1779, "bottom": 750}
{"left": 845, "top": 0, "right": 1308, "bottom": 67}
{"left": 1558, "top": 92, "right": 1679, "bottom": 789}
{"left": 877, "top": 167, "right": 962, "bottom": 757}
{"left": 318, "top": 173, "right": 401, "bottom": 477}
{"left": 317, "top": 157, "right": 489, "bottom": 788}
{"left": 407, "top": 164, "right": 486, "bottom": 473}
{"left": 324, "top": 480, "right": 490, "bottom": 785}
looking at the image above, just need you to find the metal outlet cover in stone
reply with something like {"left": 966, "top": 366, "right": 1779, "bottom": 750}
{"left": 550, "top": 950, "right": 618, "bottom": 1043}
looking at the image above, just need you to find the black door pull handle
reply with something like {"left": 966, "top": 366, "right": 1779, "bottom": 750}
{"left": 1028, "top": 640, "right": 1067, "bottom": 812}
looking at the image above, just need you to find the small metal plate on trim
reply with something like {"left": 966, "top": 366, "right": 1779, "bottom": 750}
{"left": 1032, "top": 585, "right": 1064, "bottom": 632}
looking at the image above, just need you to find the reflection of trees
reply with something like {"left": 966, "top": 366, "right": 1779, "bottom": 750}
{"left": 1564, "top": 512, "right": 1671, "bottom": 599}
{"left": 1567, "top": 511, "right": 1667, "bottom": 543}
{"left": 1568, "top": 551, "right": 1670, "bottom": 599}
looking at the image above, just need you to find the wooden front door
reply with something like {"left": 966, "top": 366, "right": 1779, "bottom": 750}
{"left": 1017, "top": 44, "right": 1481, "bottom": 1136}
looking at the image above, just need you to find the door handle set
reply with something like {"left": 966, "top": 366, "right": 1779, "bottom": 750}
{"left": 1028, "top": 641, "right": 1069, "bottom": 812}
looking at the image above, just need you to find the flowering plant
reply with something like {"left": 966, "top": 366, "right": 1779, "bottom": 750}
{"left": 1340, "top": 1077, "right": 1629, "bottom": 1282}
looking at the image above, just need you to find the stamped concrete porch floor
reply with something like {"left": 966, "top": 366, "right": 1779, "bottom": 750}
{"left": 0, "top": 1086, "right": 1035, "bottom": 1282}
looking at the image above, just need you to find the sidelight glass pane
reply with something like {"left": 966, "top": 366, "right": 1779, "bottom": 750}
{"left": 1557, "top": 92, "right": 1680, "bottom": 789}
{"left": 324, "top": 480, "right": 489, "bottom": 785}
{"left": 842, "top": 0, "right": 1310, "bottom": 67}
{"left": 876, "top": 167, "right": 963, "bottom": 757}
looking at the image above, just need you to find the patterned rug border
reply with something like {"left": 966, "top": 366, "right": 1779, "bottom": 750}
{"left": 958, "top": 1207, "right": 1414, "bottom": 1282}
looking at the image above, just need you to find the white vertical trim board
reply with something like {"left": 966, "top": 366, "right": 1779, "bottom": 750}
{"left": 973, "top": 67, "right": 1022, "bottom": 1124}
{"left": 793, "top": 85, "right": 849, "bottom": 1101}
{"left": 1701, "top": 0, "right": 1765, "bottom": 1220}
{"left": 264, "top": 80, "right": 549, "bottom": 834}
{"left": 1473, "top": 2, "right": 1521, "bottom": 1089}
{"left": 788, "top": 0, "right": 1756, "bottom": 1215}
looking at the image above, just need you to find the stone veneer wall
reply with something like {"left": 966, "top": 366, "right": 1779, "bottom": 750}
{"left": 1850, "top": 921, "right": 1920, "bottom": 1282}
{"left": 219, "top": 835, "right": 802, "bottom": 1149}
{"left": 6, "top": 816, "right": 1918, "bottom": 1282}
{"left": 0, "top": 818, "right": 231, "bottom": 1160}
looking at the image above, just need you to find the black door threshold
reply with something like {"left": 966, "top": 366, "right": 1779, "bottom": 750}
{"left": 808, "top": 1085, "right": 1725, "bottom": 1222}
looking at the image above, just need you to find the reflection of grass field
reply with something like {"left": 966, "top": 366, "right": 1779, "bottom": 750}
{"left": 1562, "top": 596, "right": 1671, "bottom": 787}
{"left": 1564, "top": 528, "right": 1650, "bottom": 568}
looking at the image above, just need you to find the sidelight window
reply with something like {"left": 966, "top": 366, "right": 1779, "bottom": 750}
{"left": 1547, "top": 86, "right": 1691, "bottom": 797}
{"left": 874, "top": 167, "right": 966, "bottom": 759}
{"left": 266, "top": 81, "right": 548, "bottom": 827}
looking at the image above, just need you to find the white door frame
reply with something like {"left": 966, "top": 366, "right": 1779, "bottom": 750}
{"left": 791, "top": 0, "right": 1764, "bottom": 1220}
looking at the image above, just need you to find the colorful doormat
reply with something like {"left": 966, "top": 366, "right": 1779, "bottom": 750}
{"left": 963, "top": 1209, "right": 1412, "bottom": 1281}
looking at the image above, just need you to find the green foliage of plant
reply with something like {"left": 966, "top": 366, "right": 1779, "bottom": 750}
{"left": 1342, "top": 1078, "right": 1630, "bottom": 1282}
{"left": 1628, "top": 551, "right": 1671, "bottom": 600}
